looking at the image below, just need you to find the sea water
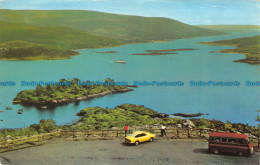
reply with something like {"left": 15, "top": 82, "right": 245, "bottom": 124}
{"left": 0, "top": 30, "right": 260, "bottom": 128}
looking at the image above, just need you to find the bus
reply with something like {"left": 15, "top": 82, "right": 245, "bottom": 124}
{"left": 208, "top": 132, "right": 253, "bottom": 156}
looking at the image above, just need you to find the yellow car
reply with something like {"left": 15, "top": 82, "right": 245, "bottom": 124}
{"left": 125, "top": 131, "right": 156, "bottom": 145}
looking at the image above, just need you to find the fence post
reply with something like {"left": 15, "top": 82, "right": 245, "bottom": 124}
{"left": 177, "top": 129, "right": 179, "bottom": 136}
{"left": 200, "top": 129, "right": 202, "bottom": 137}
{"left": 258, "top": 138, "right": 260, "bottom": 149}
{"left": 187, "top": 129, "right": 190, "bottom": 138}
{"left": 116, "top": 130, "right": 119, "bottom": 138}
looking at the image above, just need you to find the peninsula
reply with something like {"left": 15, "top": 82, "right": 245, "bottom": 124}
{"left": 200, "top": 35, "right": 260, "bottom": 64}
{"left": 13, "top": 78, "right": 133, "bottom": 106}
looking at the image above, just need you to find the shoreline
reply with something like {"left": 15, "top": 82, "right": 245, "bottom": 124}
{"left": 0, "top": 33, "right": 228, "bottom": 61}
{"left": 199, "top": 35, "right": 260, "bottom": 64}
{"left": 13, "top": 88, "right": 133, "bottom": 107}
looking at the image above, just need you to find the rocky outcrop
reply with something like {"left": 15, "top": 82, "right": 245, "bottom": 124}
{"left": 172, "top": 113, "right": 208, "bottom": 117}
{"left": 152, "top": 113, "right": 169, "bottom": 118}
{"left": 182, "top": 120, "right": 195, "bottom": 128}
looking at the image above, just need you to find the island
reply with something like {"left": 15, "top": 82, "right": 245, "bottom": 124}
{"left": 130, "top": 48, "right": 198, "bottom": 55}
{"left": 13, "top": 78, "right": 133, "bottom": 106}
{"left": 200, "top": 35, "right": 260, "bottom": 64}
{"left": 96, "top": 51, "right": 118, "bottom": 54}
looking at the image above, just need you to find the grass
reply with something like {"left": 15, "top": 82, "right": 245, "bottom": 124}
{"left": 200, "top": 35, "right": 260, "bottom": 64}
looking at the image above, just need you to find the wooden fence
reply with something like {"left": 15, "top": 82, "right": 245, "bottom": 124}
{"left": 0, "top": 128, "right": 259, "bottom": 152}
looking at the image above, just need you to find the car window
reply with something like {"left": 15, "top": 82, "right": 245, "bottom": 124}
{"left": 135, "top": 134, "right": 141, "bottom": 138}
{"left": 228, "top": 138, "right": 236, "bottom": 143}
{"left": 135, "top": 133, "right": 146, "bottom": 138}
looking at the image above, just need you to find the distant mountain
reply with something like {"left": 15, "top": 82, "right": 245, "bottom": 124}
{"left": 0, "top": 9, "right": 225, "bottom": 43}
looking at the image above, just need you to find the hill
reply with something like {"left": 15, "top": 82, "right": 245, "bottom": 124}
{"left": 0, "top": 9, "right": 225, "bottom": 43}
{"left": 0, "top": 40, "right": 79, "bottom": 60}
{"left": 200, "top": 35, "right": 260, "bottom": 64}
{"left": 0, "top": 20, "right": 122, "bottom": 60}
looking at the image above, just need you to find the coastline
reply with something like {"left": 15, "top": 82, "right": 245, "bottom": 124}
{"left": 13, "top": 88, "right": 133, "bottom": 106}
{"left": 0, "top": 34, "right": 227, "bottom": 61}
{"left": 199, "top": 35, "right": 260, "bottom": 64}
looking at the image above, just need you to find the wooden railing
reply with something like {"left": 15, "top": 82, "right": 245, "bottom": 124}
{"left": 0, "top": 128, "right": 259, "bottom": 152}
{"left": 0, "top": 131, "right": 60, "bottom": 152}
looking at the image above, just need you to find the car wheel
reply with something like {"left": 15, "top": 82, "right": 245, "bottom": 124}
{"left": 214, "top": 150, "right": 219, "bottom": 154}
{"left": 238, "top": 152, "right": 243, "bottom": 156}
{"left": 149, "top": 138, "right": 154, "bottom": 142}
{"left": 135, "top": 141, "right": 139, "bottom": 146}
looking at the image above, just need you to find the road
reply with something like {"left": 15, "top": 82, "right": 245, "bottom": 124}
{"left": 0, "top": 139, "right": 259, "bottom": 165}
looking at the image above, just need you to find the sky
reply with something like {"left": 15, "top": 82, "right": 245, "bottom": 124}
{"left": 0, "top": 0, "right": 260, "bottom": 25}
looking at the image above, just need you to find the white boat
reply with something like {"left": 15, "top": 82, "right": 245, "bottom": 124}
{"left": 115, "top": 59, "right": 126, "bottom": 64}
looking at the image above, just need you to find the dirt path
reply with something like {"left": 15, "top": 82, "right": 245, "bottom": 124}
{"left": 0, "top": 139, "right": 258, "bottom": 165}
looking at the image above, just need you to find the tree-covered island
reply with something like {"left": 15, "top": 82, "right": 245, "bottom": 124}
{"left": 13, "top": 78, "right": 132, "bottom": 106}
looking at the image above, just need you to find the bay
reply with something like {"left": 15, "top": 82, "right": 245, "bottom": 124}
{"left": 0, "top": 30, "right": 260, "bottom": 128}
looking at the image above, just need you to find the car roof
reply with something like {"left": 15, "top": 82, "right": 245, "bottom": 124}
{"left": 209, "top": 132, "right": 248, "bottom": 139}
{"left": 133, "top": 131, "right": 147, "bottom": 135}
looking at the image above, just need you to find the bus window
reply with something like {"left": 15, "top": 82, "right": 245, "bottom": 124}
{"left": 228, "top": 138, "right": 236, "bottom": 143}
{"left": 238, "top": 139, "right": 247, "bottom": 144}
{"left": 221, "top": 138, "right": 227, "bottom": 142}
{"left": 212, "top": 137, "right": 220, "bottom": 142}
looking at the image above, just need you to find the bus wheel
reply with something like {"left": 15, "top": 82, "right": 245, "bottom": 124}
{"left": 214, "top": 150, "right": 219, "bottom": 154}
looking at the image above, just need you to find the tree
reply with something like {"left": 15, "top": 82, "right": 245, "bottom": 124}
{"left": 256, "top": 110, "right": 260, "bottom": 136}
{"left": 224, "top": 120, "right": 233, "bottom": 132}
{"left": 35, "top": 85, "right": 44, "bottom": 96}
{"left": 39, "top": 119, "right": 56, "bottom": 133}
